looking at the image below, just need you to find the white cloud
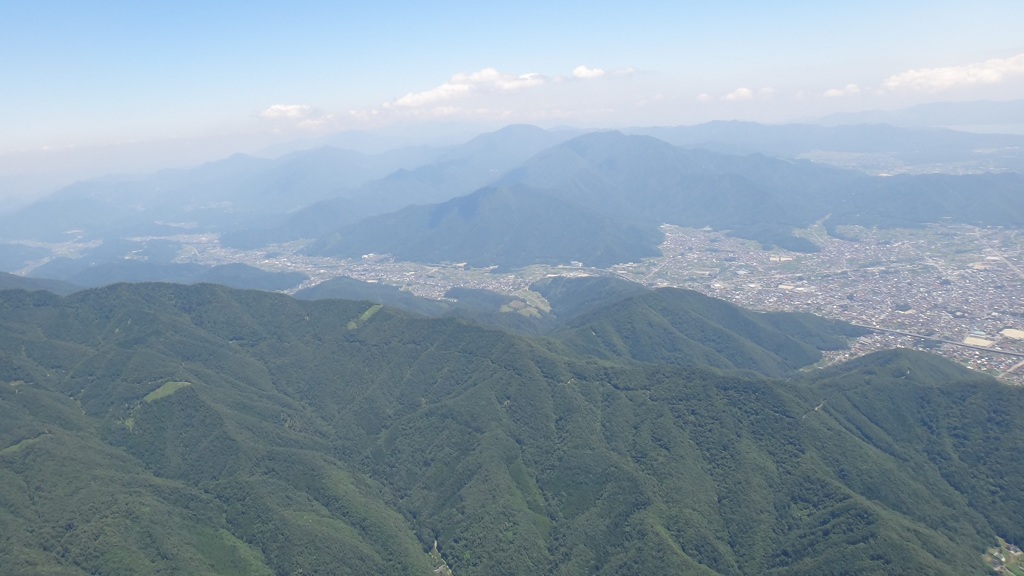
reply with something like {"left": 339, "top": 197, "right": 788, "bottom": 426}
{"left": 573, "top": 65, "right": 605, "bottom": 79}
{"left": 724, "top": 87, "right": 754, "bottom": 101}
{"left": 258, "top": 104, "right": 334, "bottom": 130}
{"left": 884, "top": 53, "right": 1024, "bottom": 92}
{"left": 496, "top": 72, "right": 546, "bottom": 90}
{"left": 696, "top": 93, "right": 713, "bottom": 103}
{"left": 259, "top": 104, "right": 316, "bottom": 119}
{"left": 824, "top": 83, "right": 861, "bottom": 97}
{"left": 348, "top": 64, "right": 637, "bottom": 126}
{"left": 391, "top": 82, "right": 472, "bottom": 108}
{"left": 719, "top": 86, "right": 776, "bottom": 102}
{"left": 387, "top": 67, "right": 547, "bottom": 109}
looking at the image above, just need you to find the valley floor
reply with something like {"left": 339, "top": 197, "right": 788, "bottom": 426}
{"left": 133, "top": 223, "right": 1024, "bottom": 385}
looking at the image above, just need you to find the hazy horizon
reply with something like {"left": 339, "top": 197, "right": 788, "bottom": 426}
{"left": 3, "top": 1, "right": 1024, "bottom": 201}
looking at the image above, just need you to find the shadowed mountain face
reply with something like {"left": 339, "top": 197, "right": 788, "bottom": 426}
{"left": 220, "top": 124, "right": 578, "bottom": 250}
{"left": 0, "top": 282, "right": 1020, "bottom": 575}
{"left": 493, "top": 130, "right": 1024, "bottom": 236}
{"left": 306, "top": 183, "right": 664, "bottom": 268}
{"left": 306, "top": 130, "right": 1024, "bottom": 266}
{"left": 303, "top": 132, "right": 839, "bottom": 265}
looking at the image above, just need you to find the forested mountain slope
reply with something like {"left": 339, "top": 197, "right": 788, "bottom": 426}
{"left": 0, "top": 283, "right": 1020, "bottom": 575}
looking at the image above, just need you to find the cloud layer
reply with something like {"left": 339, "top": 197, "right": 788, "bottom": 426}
{"left": 260, "top": 52, "right": 1022, "bottom": 135}
{"left": 884, "top": 53, "right": 1024, "bottom": 92}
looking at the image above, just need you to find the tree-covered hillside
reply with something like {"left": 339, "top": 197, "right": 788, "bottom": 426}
{"left": 0, "top": 283, "right": 1020, "bottom": 575}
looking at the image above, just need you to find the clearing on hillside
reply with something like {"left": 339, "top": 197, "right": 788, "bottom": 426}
{"left": 144, "top": 381, "right": 192, "bottom": 403}
{"left": 347, "top": 304, "right": 383, "bottom": 330}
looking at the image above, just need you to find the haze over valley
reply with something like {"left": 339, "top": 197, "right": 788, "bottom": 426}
{"left": 4, "top": 122, "right": 1024, "bottom": 385}
{"left": 3, "top": 2, "right": 1024, "bottom": 574}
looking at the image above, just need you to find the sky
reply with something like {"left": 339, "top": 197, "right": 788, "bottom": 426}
{"left": 2, "top": 0, "right": 1023, "bottom": 196}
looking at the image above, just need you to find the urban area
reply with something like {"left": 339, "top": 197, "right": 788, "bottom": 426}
{"left": 163, "top": 222, "right": 1024, "bottom": 385}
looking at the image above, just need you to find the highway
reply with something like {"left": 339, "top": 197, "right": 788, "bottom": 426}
{"left": 851, "top": 323, "right": 1024, "bottom": 359}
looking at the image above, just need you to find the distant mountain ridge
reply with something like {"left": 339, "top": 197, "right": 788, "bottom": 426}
{"left": 4, "top": 122, "right": 1024, "bottom": 285}
{"left": 0, "top": 271, "right": 79, "bottom": 295}
{"left": 221, "top": 124, "right": 578, "bottom": 249}
{"left": 307, "top": 130, "right": 1024, "bottom": 267}
{"left": 627, "top": 119, "right": 1024, "bottom": 162}
{"left": 0, "top": 144, "right": 442, "bottom": 243}
{"left": 815, "top": 98, "right": 1024, "bottom": 130}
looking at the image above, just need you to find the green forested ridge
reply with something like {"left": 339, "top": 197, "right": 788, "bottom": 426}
{"left": 295, "top": 278, "right": 556, "bottom": 334}
{"left": 552, "top": 287, "right": 865, "bottom": 376}
{"left": 530, "top": 275, "right": 651, "bottom": 320}
{"left": 0, "top": 283, "right": 1020, "bottom": 575}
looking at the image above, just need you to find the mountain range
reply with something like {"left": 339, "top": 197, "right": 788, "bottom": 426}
{"left": 3, "top": 113, "right": 1023, "bottom": 575}
{"left": 307, "top": 130, "right": 1024, "bottom": 267}
{"left": 3, "top": 121, "right": 1024, "bottom": 286}
{"left": 1, "top": 281, "right": 1020, "bottom": 575}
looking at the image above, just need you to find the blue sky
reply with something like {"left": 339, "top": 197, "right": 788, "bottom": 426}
{"left": 2, "top": 1, "right": 1023, "bottom": 158}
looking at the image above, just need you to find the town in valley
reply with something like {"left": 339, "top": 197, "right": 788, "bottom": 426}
{"left": 73, "top": 220, "right": 1024, "bottom": 386}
